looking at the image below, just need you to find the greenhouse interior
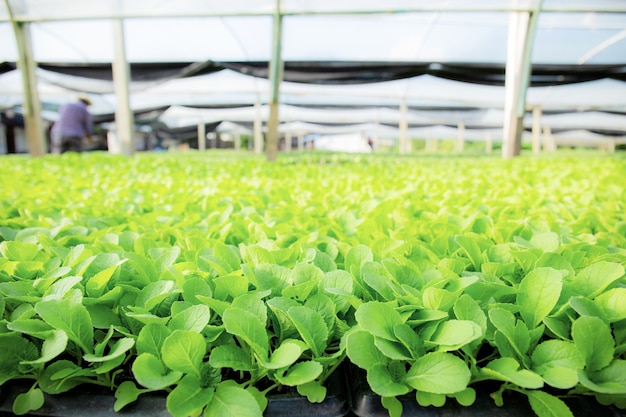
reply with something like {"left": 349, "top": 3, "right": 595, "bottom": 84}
{"left": 1, "top": 1, "right": 626, "bottom": 417}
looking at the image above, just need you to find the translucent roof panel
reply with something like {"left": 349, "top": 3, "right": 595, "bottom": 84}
{"left": 124, "top": 17, "right": 272, "bottom": 62}
{"left": 282, "top": 13, "right": 509, "bottom": 62}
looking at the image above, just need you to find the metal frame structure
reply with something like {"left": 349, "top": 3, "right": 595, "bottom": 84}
{"left": 2, "top": 0, "right": 625, "bottom": 158}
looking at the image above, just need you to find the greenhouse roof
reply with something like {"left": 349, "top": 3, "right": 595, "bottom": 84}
{"left": 1, "top": 0, "right": 625, "bottom": 156}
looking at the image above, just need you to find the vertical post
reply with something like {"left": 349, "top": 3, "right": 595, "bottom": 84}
{"left": 266, "top": 0, "right": 283, "bottom": 162}
{"left": 198, "top": 122, "right": 206, "bottom": 151}
{"left": 456, "top": 121, "right": 465, "bottom": 152}
{"left": 399, "top": 99, "right": 408, "bottom": 154}
{"left": 284, "top": 129, "right": 292, "bottom": 152}
{"left": 297, "top": 132, "right": 304, "bottom": 151}
{"left": 485, "top": 133, "right": 493, "bottom": 154}
{"left": 531, "top": 105, "right": 542, "bottom": 154}
{"left": 10, "top": 20, "right": 46, "bottom": 156}
{"left": 253, "top": 102, "right": 263, "bottom": 153}
{"left": 502, "top": 5, "right": 541, "bottom": 159}
{"left": 543, "top": 125, "right": 555, "bottom": 151}
{"left": 112, "top": 18, "right": 135, "bottom": 156}
{"left": 234, "top": 134, "right": 241, "bottom": 151}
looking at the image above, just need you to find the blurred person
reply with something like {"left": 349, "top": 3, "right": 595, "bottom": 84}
{"left": 51, "top": 96, "right": 93, "bottom": 153}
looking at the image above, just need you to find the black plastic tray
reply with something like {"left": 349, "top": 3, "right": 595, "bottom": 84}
{"left": 0, "top": 369, "right": 350, "bottom": 417}
{"left": 347, "top": 365, "right": 626, "bottom": 417}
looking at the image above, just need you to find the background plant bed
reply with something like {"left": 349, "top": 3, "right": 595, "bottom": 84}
{"left": 347, "top": 366, "right": 626, "bottom": 417}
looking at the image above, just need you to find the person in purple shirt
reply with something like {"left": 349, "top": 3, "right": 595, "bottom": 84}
{"left": 51, "top": 96, "right": 93, "bottom": 153}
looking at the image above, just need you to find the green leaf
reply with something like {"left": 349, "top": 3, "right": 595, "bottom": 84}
{"left": 578, "top": 359, "right": 626, "bottom": 394}
{"left": 286, "top": 305, "right": 329, "bottom": 357}
{"left": 0, "top": 241, "right": 39, "bottom": 261}
{"left": 454, "top": 234, "right": 484, "bottom": 271}
{"left": 114, "top": 381, "right": 150, "bottom": 412}
{"left": 35, "top": 298, "right": 94, "bottom": 353}
{"left": 427, "top": 320, "right": 482, "bottom": 351}
{"left": 204, "top": 382, "right": 263, "bottom": 417}
{"left": 166, "top": 374, "right": 215, "bottom": 417}
{"left": 482, "top": 357, "right": 544, "bottom": 389}
{"left": 182, "top": 277, "right": 212, "bottom": 304}
{"left": 276, "top": 361, "right": 323, "bottom": 386}
{"left": 320, "top": 269, "right": 353, "bottom": 313}
{"left": 356, "top": 301, "right": 404, "bottom": 341}
{"left": 296, "top": 381, "right": 327, "bottom": 403}
{"left": 162, "top": 330, "right": 206, "bottom": 378}
{"left": 453, "top": 294, "right": 487, "bottom": 334}
{"left": 526, "top": 390, "right": 574, "bottom": 417}
{"left": 381, "top": 396, "right": 403, "bottom": 417}
{"left": 529, "top": 231, "right": 560, "bottom": 252}
{"left": 83, "top": 337, "right": 134, "bottom": 362}
{"left": 39, "top": 360, "right": 92, "bottom": 394}
{"left": 21, "top": 330, "right": 68, "bottom": 365}
{"left": 215, "top": 243, "right": 242, "bottom": 271}
{"left": 453, "top": 387, "right": 476, "bottom": 406}
{"left": 85, "top": 262, "right": 125, "bottom": 298}
{"left": 594, "top": 288, "right": 626, "bottom": 322}
{"left": 136, "top": 280, "right": 180, "bottom": 312}
{"left": 571, "top": 315, "right": 614, "bottom": 372}
{"left": 531, "top": 340, "right": 584, "bottom": 389}
{"left": 374, "top": 337, "right": 413, "bottom": 361}
{"left": 254, "top": 264, "right": 292, "bottom": 296}
{"left": 213, "top": 273, "right": 249, "bottom": 300}
{"left": 168, "top": 304, "right": 211, "bottom": 332}
{"left": 570, "top": 262, "right": 625, "bottom": 298}
{"left": 209, "top": 344, "right": 254, "bottom": 371}
{"left": 136, "top": 323, "right": 171, "bottom": 359}
{"left": 517, "top": 267, "right": 562, "bottom": 328}
{"left": 404, "top": 352, "right": 471, "bottom": 394}
{"left": 132, "top": 353, "right": 183, "bottom": 390}
{"left": 345, "top": 330, "right": 387, "bottom": 371}
{"left": 259, "top": 340, "right": 303, "bottom": 369}
{"left": 416, "top": 391, "right": 446, "bottom": 407}
{"left": 367, "top": 363, "right": 410, "bottom": 397}
{"left": 12, "top": 387, "right": 44, "bottom": 416}
{"left": 488, "top": 308, "right": 530, "bottom": 360}
{"left": 222, "top": 307, "right": 268, "bottom": 358}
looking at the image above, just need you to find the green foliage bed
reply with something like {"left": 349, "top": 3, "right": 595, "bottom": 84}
{"left": 0, "top": 151, "right": 625, "bottom": 417}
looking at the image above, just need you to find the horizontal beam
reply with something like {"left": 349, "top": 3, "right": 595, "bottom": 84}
{"left": 3, "top": 5, "right": 626, "bottom": 23}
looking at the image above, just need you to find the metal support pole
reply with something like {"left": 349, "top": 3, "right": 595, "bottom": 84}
{"left": 112, "top": 18, "right": 135, "bottom": 156}
{"left": 297, "top": 132, "right": 304, "bottom": 151}
{"left": 284, "top": 129, "right": 292, "bottom": 152}
{"left": 456, "top": 121, "right": 465, "bottom": 152}
{"left": 234, "top": 134, "right": 241, "bottom": 151}
{"left": 502, "top": 5, "right": 541, "bottom": 159}
{"left": 253, "top": 102, "right": 263, "bottom": 153}
{"left": 531, "top": 106, "right": 542, "bottom": 154}
{"left": 9, "top": 18, "right": 46, "bottom": 156}
{"left": 266, "top": 0, "right": 283, "bottom": 162}
{"left": 485, "top": 133, "right": 493, "bottom": 154}
{"left": 399, "top": 99, "right": 408, "bottom": 154}
{"left": 198, "top": 122, "right": 206, "bottom": 151}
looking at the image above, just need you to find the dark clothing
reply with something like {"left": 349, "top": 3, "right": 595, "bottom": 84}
{"left": 60, "top": 136, "right": 83, "bottom": 153}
